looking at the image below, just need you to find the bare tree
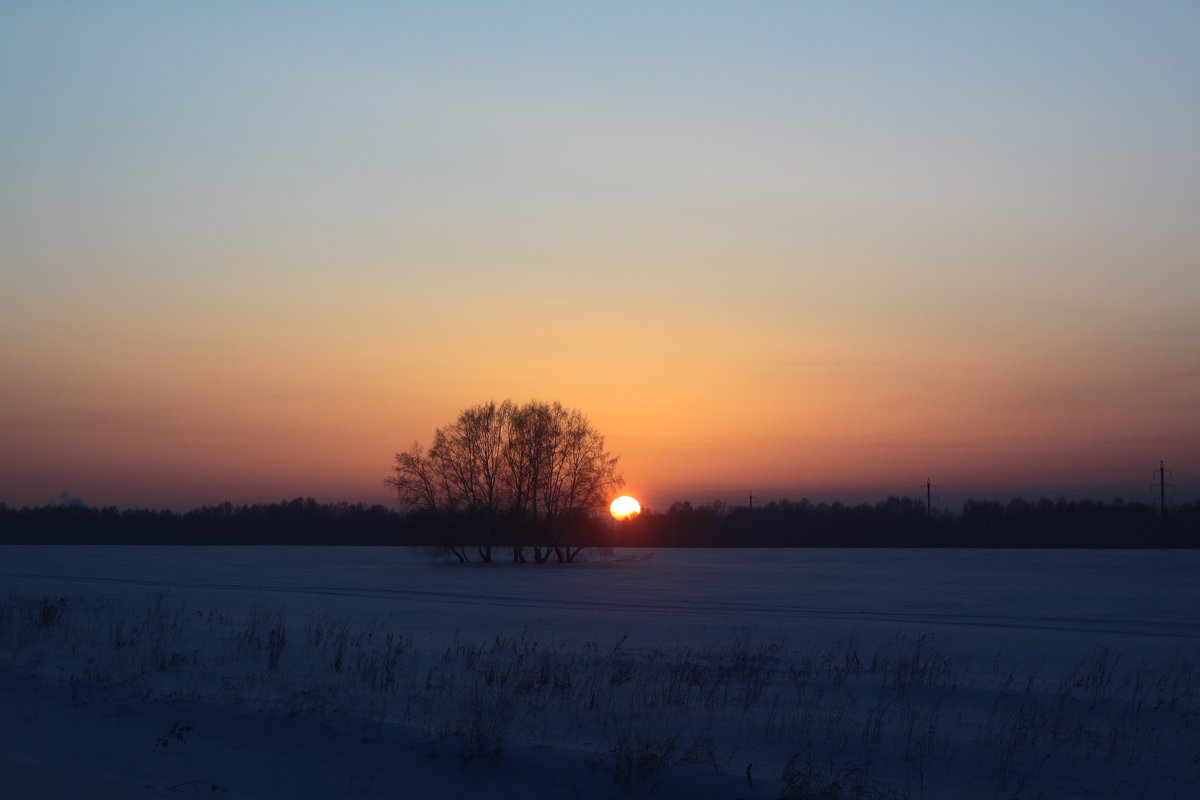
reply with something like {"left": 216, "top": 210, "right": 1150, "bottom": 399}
{"left": 523, "top": 401, "right": 621, "bottom": 563}
{"left": 387, "top": 400, "right": 622, "bottom": 563}
{"left": 386, "top": 442, "right": 466, "bottom": 561}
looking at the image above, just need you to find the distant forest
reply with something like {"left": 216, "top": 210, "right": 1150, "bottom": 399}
{"left": 1, "top": 496, "right": 1195, "bottom": 548}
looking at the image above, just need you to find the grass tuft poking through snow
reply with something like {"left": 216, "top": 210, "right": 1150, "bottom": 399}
{"left": 3, "top": 590, "right": 1199, "bottom": 798}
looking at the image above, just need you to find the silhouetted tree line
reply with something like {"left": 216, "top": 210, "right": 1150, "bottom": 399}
{"left": 0, "top": 498, "right": 400, "bottom": 545}
{"left": 623, "top": 496, "right": 1197, "bottom": 548}
{"left": 0, "top": 495, "right": 1195, "bottom": 548}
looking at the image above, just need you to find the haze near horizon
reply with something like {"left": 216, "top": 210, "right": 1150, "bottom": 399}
{"left": 2, "top": 2, "right": 1197, "bottom": 511}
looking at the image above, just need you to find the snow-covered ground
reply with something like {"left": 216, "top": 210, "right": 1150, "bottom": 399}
{"left": 2, "top": 546, "right": 1197, "bottom": 798}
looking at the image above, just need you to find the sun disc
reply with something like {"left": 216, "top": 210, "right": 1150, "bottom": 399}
{"left": 609, "top": 495, "right": 641, "bottom": 520}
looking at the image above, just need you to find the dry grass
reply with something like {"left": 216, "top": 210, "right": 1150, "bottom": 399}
{"left": 3, "top": 592, "right": 1198, "bottom": 798}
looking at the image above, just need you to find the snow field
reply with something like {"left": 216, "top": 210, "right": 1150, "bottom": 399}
{"left": 3, "top": 581, "right": 1198, "bottom": 799}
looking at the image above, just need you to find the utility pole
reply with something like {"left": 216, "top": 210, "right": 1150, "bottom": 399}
{"left": 1159, "top": 461, "right": 1166, "bottom": 517}
{"left": 1153, "top": 460, "right": 1173, "bottom": 517}
{"left": 747, "top": 491, "right": 754, "bottom": 511}
{"left": 924, "top": 478, "right": 936, "bottom": 517}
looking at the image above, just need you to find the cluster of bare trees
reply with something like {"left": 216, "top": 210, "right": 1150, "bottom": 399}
{"left": 386, "top": 400, "right": 623, "bottom": 563}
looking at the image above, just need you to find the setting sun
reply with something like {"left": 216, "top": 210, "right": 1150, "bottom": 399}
{"left": 609, "top": 495, "right": 641, "bottom": 521}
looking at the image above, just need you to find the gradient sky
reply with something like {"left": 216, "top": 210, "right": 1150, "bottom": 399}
{"left": 3, "top": 2, "right": 1198, "bottom": 511}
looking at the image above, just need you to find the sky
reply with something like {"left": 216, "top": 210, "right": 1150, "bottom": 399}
{"left": 2, "top": 1, "right": 1198, "bottom": 512}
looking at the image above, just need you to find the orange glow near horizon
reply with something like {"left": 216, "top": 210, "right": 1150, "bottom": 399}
{"left": 1, "top": 312, "right": 1195, "bottom": 511}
